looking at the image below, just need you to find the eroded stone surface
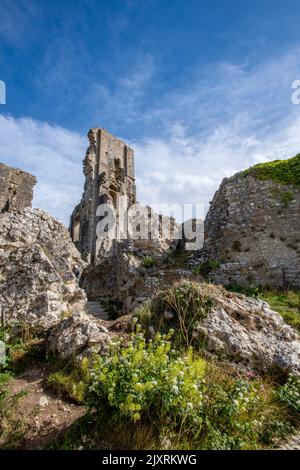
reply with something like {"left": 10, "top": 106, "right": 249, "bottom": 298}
{"left": 0, "top": 163, "right": 36, "bottom": 213}
{"left": 48, "top": 312, "right": 111, "bottom": 360}
{"left": 70, "top": 128, "right": 136, "bottom": 263}
{"left": 0, "top": 208, "right": 86, "bottom": 333}
{"left": 203, "top": 171, "right": 300, "bottom": 288}
{"left": 193, "top": 284, "right": 300, "bottom": 376}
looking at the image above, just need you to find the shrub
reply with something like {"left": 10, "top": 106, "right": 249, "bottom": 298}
{"left": 278, "top": 376, "right": 300, "bottom": 413}
{"left": 281, "top": 191, "right": 294, "bottom": 207}
{"left": 201, "top": 376, "right": 289, "bottom": 449}
{"left": 192, "top": 259, "right": 220, "bottom": 278}
{"left": 135, "top": 282, "right": 215, "bottom": 347}
{"left": 227, "top": 283, "right": 261, "bottom": 298}
{"left": 87, "top": 329, "right": 206, "bottom": 429}
{"left": 0, "top": 325, "right": 44, "bottom": 374}
{"left": 242, "top": 154, "right": 300, "bottom": 187}
{"left": 142, "top": 256, "right": 156, "bottom": 269}
{"left": 85, "top": 329, "right": 291, "bottom": 450}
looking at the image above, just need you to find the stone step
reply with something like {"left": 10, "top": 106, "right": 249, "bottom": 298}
{"left": 86, "top": 301, "right": 109, "bottom": 321}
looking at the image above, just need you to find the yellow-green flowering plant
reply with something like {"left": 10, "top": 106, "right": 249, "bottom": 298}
{"left": 87, "top": 323, "right": 206, "bottom": 426}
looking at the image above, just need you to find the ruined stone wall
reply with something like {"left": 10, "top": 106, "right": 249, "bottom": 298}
{"left": 70, "top": 128, "right": 136, "bottom": 263}
{"left": 204, "top": 172, "right": 300, "bottom": 288}
{"left": 0, "top": 163, "right": 36, "bottom": 213}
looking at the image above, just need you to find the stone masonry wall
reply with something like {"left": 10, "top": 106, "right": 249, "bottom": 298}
{"left": 204, "top": 172, "right": 300, "bottom": 288}
{"left": 0, "top": 163, "right": 36, "bottom": 213}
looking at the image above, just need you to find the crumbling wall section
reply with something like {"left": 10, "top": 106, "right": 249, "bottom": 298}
{"left": 70, "top": 128, "right": 137, "bottom": 263}
{"left": 0, "top": 163, "right": 36, "bottom": 213}
{"left": 204, "top": 172, "right": 300, "bottom": 288}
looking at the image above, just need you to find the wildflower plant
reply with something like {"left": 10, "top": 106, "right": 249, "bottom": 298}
{"left": 87, "top": 323, "right": 206, "bottom": 427}
{"left": 278, "top": 376, "right": 300, "bottom": 413}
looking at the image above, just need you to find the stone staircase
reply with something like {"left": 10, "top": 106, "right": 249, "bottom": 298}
{"left": 86, "top": 301, "right": 110, "bottom": 321}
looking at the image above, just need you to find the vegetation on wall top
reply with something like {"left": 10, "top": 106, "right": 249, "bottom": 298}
{"left": 242, "top": 154, "right": 300, "bottom": 187}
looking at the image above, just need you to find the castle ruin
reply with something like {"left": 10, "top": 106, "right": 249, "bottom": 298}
{"left": 0, "top": 163, "right": 36, "bottom": 213}
{"left": 70, "top": 128, "right": 136, "bottom": 264}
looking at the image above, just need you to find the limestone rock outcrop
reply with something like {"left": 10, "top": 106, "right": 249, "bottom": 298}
{"left": 48, "top": 312, "right": 111, "bottom": 360}
{"left": 194, "top": 284, "right": 300, "bottom": 376}
{"left": 203, "top": 155, "right": 300, "bottom": 288}
{"left": 141, "top": 282, "right": 300, "bottom": 376}
{"left": 0, "top": 208, "right": 87, "bottom": 333}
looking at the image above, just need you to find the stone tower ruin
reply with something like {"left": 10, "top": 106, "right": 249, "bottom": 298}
{"left": 0, "top": 163, "right": 36, "bottom": 213}
{"left": 70, "top": 128, "right": 136, "bottom": 263}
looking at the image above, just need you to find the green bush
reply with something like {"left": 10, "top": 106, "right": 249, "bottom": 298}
{"left": 278, "top": 376, "right": 300, "bottom": 413}
{"left": 135, "top": 282, "right": 215, "bottom": 347}
{"left": 85, "top": 328, "right": 291, "bottom": 450}
{"left": 192, "top": 259, "right": 220, "bottom": 278}
{"left": 87, "top": 328, "right": 206, "bottom": 427}
{"left": 227, "top": 283, "right": 261, "bottom": 298}
{"left": 200, "top": 373, "right": 290, "bottom": 449}
{"left": 142, "top": 256, "right": 156, "bottom": 269}
{"left": 281, "top": 191, "right": 294, "bottom": 207}
{"left": 0, "top": 325, "right": 44, "bottom": 374}
{"left": 242, "top": 154, "right": 300, "bottom": 187}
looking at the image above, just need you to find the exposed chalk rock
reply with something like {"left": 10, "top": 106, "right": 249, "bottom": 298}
{"left": 195, "top": 284, "right": 300, "bottom": 376}
{"left": 0, "top": 208, "right": 87, "bottom": 333}
{"left": 48, "top": 312, "right": 111, "bottom": 360}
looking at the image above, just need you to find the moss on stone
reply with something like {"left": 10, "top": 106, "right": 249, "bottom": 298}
{"left": 242, "top": 154, "right": 300, "bottom": 187}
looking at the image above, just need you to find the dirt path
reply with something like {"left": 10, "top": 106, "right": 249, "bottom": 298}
{"left": 4, "top": 362, "right": 86, "bottom": 449}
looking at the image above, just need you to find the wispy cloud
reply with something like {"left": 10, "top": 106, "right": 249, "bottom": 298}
{"left": 0, "top": 46, "right": 300, "bottom": 225}
{"left": 86, "top": 54, "right": 156, "bottom": 129}
{"left": 133, "top": 114, "right": 300, "bottom": 217}
{"left": 130, "top": 47, "right": 300, "bottom": 214}
{"left": 0, "top": 0, "right": 41, "bottom": 44}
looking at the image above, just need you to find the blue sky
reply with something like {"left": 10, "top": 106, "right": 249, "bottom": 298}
{"left": 1, "top": 0, "right": 300, "bottom": 224}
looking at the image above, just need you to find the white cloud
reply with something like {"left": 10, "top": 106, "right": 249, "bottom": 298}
{"left": 0, "top": 48, "right": 300, "bottom": 226}
{"left": 130, "top": 48, "right": 300, "bottom": 217}
{"left": 133, "top": 114, "right": 300, "bottom": 219}
{"left": 0, "top": 115, "right": 85, "bottom": 225}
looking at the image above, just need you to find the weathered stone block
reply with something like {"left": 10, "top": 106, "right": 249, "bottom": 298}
{"left": 0, "top": 163, "right": 36, "bottom": 213}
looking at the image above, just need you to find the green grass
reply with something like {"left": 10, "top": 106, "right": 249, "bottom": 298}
{"left": 47, "top": 358, "right": 90, "bottom": 404}
{"left": 242, "top": 153, "right": 300, "bottom": 187}
{"left": 281, "top": 191, "right": 294, "bottom": 207}
{"left": 0, "top": 380, "right": 28, "bottom": 449}
{"left": 226, "top": 284, "right": 300, "bottom": 332}
{"left": 259, "top": 291, "right": 300, "bottom": 331}
{"left": 192, "top": 259, "right": 220, "bottom": 278}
